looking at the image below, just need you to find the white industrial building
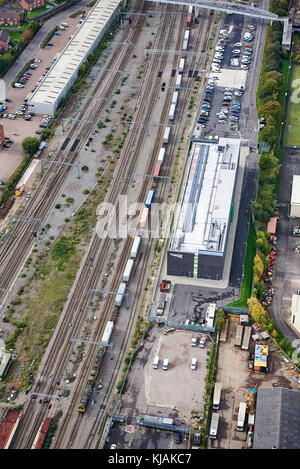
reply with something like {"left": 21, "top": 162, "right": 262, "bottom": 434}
{"left": 290, "top": 294, "right": 300, "bottom": 334}
{"left": 290, "top": 175, "right": 300, "bottom": 218}
{"left": 28, "top": 0, "right": 121, "bottom": 115}
{"left": 167, "top": 137, "right": 241, "bottom": 280}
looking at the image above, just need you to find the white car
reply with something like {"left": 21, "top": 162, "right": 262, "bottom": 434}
{"left": 15, "top": 83, "right": 24, "bottom": 88}
{"left": 216, "top": 46, "right": 224, "bottom": 52}
{"left": 213, "top": 59, "right": 222, "bottom": 63}
{"left": 234, "top": 42, "right": 242, "bottom": 47}
{"left": 232, "top": 49, "right": 241, "bottom": 54}
{"left": 34, "top": 58, "right": 41, "bottom": 63}
{"left": 241, "top": 65, "right": 249, "bottom": 70}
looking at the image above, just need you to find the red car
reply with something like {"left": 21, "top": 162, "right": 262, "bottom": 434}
{"left": 244, "top": 44, "right": 252, "bottom": 49}
{"left": 22, "top": 76, "right": 29, "bottom": 80}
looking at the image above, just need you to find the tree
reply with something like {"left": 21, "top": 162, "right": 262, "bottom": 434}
{"left": 22, "top": 137, "right": 40, "bottom": 155}
{"left": 27, "top": 21, "right": 39, "bottom": 33}
{"left": 22, "top": 28, "right": 34, "bottom": 42}
{"left": 247, "top": 297, "right": 270, "bottom": 329}
{"left": 259, "top": 125, "right": 279, "bottom": 148}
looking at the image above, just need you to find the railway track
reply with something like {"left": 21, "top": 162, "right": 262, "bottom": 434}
{"left": 0, "top": 2, "right": 146, "bottom": 303}
{"left": 9, "top": 4, "right": 215, "bottom": 450}
{"left": 8, "top": 0, "right": 182, "bottom": 449}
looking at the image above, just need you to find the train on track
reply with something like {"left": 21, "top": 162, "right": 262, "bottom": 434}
{"left": 78, "top": 321, "right": 114, "bottom": 413}
{"left": 78, "top": 5, "right": 196, "bottom": 414}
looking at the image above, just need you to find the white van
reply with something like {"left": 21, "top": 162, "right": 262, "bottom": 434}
{"left": 191, "top": 358, "right": 197, "bottom": 370}
{"left": 162, "top": 359, "right": 169, "bottom": 370}
{"left": 152, "top": 355, "right": 159, "bottom": 369}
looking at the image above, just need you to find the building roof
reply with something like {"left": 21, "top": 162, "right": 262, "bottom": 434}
{"left": 169, "top": 137, "right": 240, "bottom": 255}
{"left": 0, "top": 10, "right": 21, "bottom": 19}
{"left": 291, "top": 175, "right": 300, "bottom": 206}
{"left": 267, "top": 217, "right": 277, "bottom": 235}
{"left": 0, "top": 30, "right": 10, "bottom": 43}
{"left": 253, "top": 387, "right": 300, "bottom": 449}
{"left": 254, "top": 344, "right": 268, "bottom": 368}
{"left": 29, "top": 0, "right": 120, "bottom": 110}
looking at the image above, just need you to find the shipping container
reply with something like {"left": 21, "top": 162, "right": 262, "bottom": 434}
{"left": 115, "top": 282, "right": 126, "bottom": 307}
{"left": 101, "top": 321, "right": 114, "bottom": 344}
{"left": 172, "top": 91, "right": 178, "bottom": 105}
{"left": 234, "top": 324, "right": 244, "bottom": 347}
{"left": 139, "top": 207, "right": 149, "bottom": 229}
{"left": 187, "top": 14, "right": 192, "bottom": 28}
{"left": 163, "top": 126, "right": 171, "bottom": 144}
{"left": 168, "top": 103, "right": 176, "bottom": 121}
{"left": 241, "top": 326, "right": 252, "bottom": 350}
{"left": 153, "top": 162, "right": 162, "bottom": 180}
{"left": 175, "top": 74, "right": 182, "bottom": 90}
{"left": 157, "top": 147, "right": 165, "bottom": 164}
{"left": 123, "top": 259, "right": 134, "bottom": 282}
{"left": 182, "top": 38, "right": 188, "bottom": 51}
{"left": 184, "top": 30, "right": 190, "bottom": 41}
{"left": 130, "top": 236, "right": 141, "bottom": 259}
{"left": 145, "top": 190, "right": 155, "bottom": 208}
{"left": 179, "top": 58, "right": 185, "bottom": 73}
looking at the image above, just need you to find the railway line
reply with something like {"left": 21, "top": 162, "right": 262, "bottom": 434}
{"left": 0, "top": 2, "right": 146, "bottom": 305}
{"left": 7, "top": 3, "right": 215, "bottom": 449}
{"left": 8, "top": 1, "right": 186, "bottom": 449}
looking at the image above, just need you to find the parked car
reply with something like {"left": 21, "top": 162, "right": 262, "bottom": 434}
{"left": 15, "top": 83, "right": 24, "bottom": 88}
{"left": 46, "top": 43, "right": 54, "bottom": 46}
{"left": 35, "top": 130, "right": 42, "bottom": 134}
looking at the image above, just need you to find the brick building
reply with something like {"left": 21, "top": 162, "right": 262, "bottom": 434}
{"left": 0, "top": 10, "right": 21, "bottom": 25}
{"left": 20, "top": 0, "right": 45, "bottom": 11}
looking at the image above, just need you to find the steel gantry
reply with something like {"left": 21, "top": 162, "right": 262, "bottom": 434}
{"left": 8, "top": 215, "right": 43, "bottom": 231}
{"left": 40, "top": 159, "right": 81, "bottom": 179}
{"left": 146, "top": 0, "right": 280, "bottom": 21}
{"left": 71, "top": 338, "right": 113, "bottom": 359}
{"left": 89, "top": 288, "right": 129, "bottom": 309}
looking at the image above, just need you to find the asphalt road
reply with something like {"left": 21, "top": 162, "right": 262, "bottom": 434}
{"left": 268, "top": 148, "right": 300, "bottom": 343}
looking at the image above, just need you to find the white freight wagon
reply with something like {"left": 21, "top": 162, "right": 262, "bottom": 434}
{"left": 123, "top": 259, "right": 134, "bottom": 282}
{"left": 172, "top": 91, "right": 178, "bottom": 105}
{"left": 115, "top": 282, "right": 126, "bottom": 307}
{"left": 157, "top": 147, "right": 165, "bottom": 164}
{"left": 163, "top": 126, "right": 171, "bottom": 144}
{"left": 184, "top": 30, "right": 190, "bottom": 41}
{"left": 130, "top": 236, "right": 141, "bottom": 259}
{"left": 179, "top": 58, "right": 185, "bottom": 73}
{"left": 175, "top": 74, "right": 182, "bottom": 90}
{"left": 101, "top": 321, "right": 114, "bottom": 344}
{"left": 182, "top": 38, "right": 188, "bottom": 51}
{"left": 168, "top": 103, "right": 176, "bottom": 121}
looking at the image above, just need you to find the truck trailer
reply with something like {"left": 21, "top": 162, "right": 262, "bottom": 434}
{"left": 213, "top": 383, "right": 222, "bottom": 410}
{"left": 209, "top": 413, "right": 219, "bottom": 439}
{"left": 237, "top": 402, "right": 247, "bottom": 431}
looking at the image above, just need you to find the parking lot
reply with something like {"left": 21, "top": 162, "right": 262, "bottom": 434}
{"left": 197, "top": 13, "right": 257, "bottom": 139}
{"left": 0, "top": 12, "right": 90, "bottom": 182}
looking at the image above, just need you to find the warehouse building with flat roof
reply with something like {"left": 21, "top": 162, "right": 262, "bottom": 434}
{"left": 253, "top": 387, "right": 300, "bottom": 449}
{"left": 28, "top": 0, "right": 121, "bottom": 115}
{"left": 167, "top": 137, "right": 240, "bottom": 280}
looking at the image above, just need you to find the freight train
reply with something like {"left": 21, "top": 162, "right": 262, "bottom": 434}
{"left": 78, "top": 321, "right": 114, "bottom": 413}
